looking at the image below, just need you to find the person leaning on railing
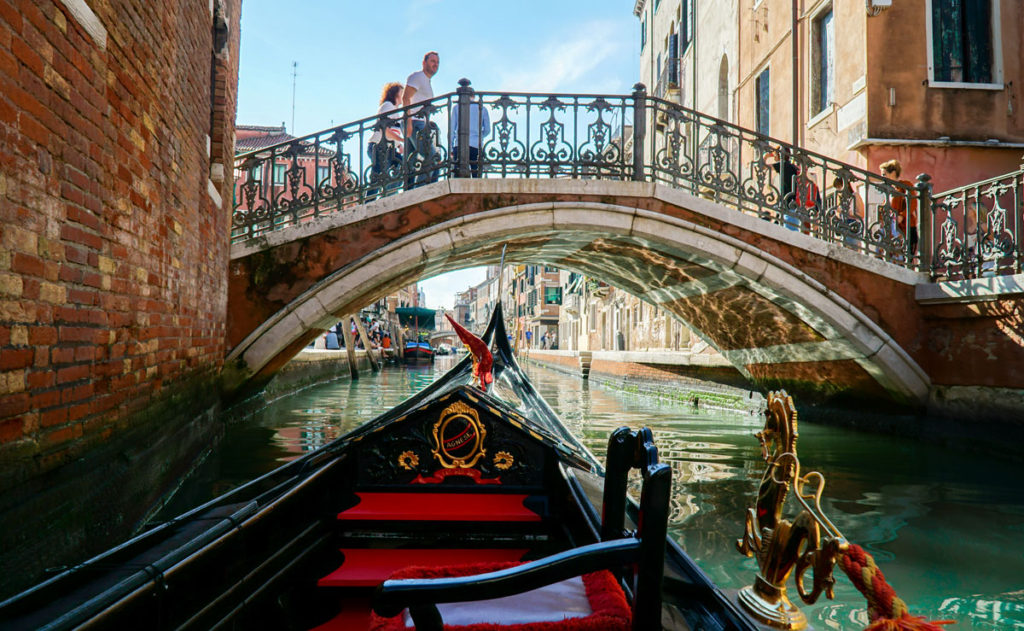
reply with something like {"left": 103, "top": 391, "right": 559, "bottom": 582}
{"left": 451, "top": 99, "right": 491, "bottom": 178}
{"left": 826, "top": 176, "right": 865, "bottom": 249}
{"left": 880, "top": 159, "right": 918, "bottom": 260}
{"left": 403, "top": 51, "right": 440, "bottom": 189}
{"left": 367, "top": 82, "right": 405, "bottom": 199}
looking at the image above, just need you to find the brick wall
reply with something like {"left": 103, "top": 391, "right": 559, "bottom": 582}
{"left": 0, "top": 0, "right": 241, "bottom": 490}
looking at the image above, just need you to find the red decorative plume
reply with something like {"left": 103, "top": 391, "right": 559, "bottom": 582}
{"left": 446, "top": 314, "right": 493, "bottom": 392}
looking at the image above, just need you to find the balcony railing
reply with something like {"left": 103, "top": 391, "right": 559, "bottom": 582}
{"left": 232, "top": 80, "right": 1021, "bottom": 281}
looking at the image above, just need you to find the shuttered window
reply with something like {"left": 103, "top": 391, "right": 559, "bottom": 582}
{"left": 755, "top": 69, "right": 770, "bottom": 137}
{"left": 931, "top": 0, "right": 993, "bottom": 84}
{"left": 811, "top": 7, "right": 834, "bottom": 115}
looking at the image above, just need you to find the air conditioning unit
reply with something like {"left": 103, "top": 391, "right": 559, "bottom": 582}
{"left": 866, "top": 0, "right": 891, "bottom": 15}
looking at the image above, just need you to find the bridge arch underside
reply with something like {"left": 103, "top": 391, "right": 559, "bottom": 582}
{"left": 226, "top": 202, "right": 929, "bottom": 410}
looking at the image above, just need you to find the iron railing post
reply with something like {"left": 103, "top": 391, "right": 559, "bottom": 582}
{"left": 916, "top": 173, "right": 933, "bottom": 276}
{"left": 632, "top": 83, "right": 647, "bottom": 181}
{"left": 456, "top": 78, "right": 473, "bottom": 179}
{"left": 1017, "top": 156, "right": 1024, "bottom": 275}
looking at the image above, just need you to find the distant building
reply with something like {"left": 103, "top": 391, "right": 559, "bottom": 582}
{"left": 635, "top": 0, "right": 1024, "bottom": 190}
{"left": 233, "top": 124, "right": 340, "bottom": 217}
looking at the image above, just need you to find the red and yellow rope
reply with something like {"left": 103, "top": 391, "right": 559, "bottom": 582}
{"left": 839, "top": 543, "right": 954, "bottom": 631}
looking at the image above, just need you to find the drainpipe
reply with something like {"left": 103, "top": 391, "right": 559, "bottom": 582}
{"left": 791, "top": 0, "right": 800, "bottom": 148}
{"left": 692, "top": 0, "right": 698, "bottom": 113}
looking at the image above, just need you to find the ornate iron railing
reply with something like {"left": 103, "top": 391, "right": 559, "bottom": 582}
{"left": 930, "top": 164, "right": 1024, "bottom": 279}
{"left": 232, "top": 80, "right": 1019, "bottom": 281}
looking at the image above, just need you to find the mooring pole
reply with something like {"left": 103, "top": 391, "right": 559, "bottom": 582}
{"left": 341, "top": 316, "right": 359, "bottom": 379}
{"left": 353, "top": 316, "right": 380, "bottom": 372}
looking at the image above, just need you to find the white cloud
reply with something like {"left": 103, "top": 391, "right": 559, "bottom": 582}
{"left": 405, "top": 0, "right": 444, "bottom": 35}
{"left": 497, "top": 19, "right": 629, "bottom": 93}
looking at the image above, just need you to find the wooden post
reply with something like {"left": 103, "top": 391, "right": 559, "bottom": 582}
{"left": 340, "top": 316, "right": 359, "bottom": 379}
{"left": 353, "top": 316, "right": 380, "bottom": 372}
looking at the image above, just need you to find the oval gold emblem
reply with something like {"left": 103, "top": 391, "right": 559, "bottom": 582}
{"left": 432, "top": 401, "right": 487, "bottom": 468}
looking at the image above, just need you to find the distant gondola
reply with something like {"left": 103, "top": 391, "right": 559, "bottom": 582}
{"left": 0, "top": 302, "right": 761, "bottom": 631}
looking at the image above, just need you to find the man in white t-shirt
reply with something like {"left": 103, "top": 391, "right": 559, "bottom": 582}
{"left": 403, "top": 51, "right": 439, "bottom": 188}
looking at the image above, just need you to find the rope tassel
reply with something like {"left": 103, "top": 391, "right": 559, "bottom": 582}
{"left": 839, "top": 544, "right": 954, "bottom": 631}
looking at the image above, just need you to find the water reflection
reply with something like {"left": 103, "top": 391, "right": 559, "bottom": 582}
{"left": 171, "top": 358, "right": 1024, "bottom": 630}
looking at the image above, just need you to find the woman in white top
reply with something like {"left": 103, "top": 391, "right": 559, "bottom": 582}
{"left": 368, "top": 82, "right": 404, "bottom": 198}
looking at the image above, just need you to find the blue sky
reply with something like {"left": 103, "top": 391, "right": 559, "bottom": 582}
{"left": 237, "top": 0, "right": 640, "bottom": 307}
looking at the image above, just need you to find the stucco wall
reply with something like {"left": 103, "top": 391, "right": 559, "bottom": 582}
{"left": 865, "top": 1, "right": 1023, "bottom": 145}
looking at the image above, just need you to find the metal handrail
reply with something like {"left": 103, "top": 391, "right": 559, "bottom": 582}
{"left": 231, "top": 80, "right": 1019, "bottom": 281}
{"left": 931, "top": 165, "right": 1024, "bottom": 279}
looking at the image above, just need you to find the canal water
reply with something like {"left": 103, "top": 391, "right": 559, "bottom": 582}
{"left": 162, "top": 357, "right": 1024, "bottom": 630}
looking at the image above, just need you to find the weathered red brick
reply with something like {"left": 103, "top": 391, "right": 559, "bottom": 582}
{"left": 64, "top": 244, "right": 89, "bottom": 265}
{"left": 0, "top": 392, "right": 29, "bottom": 417}
{"left": 50, "top": 346, "right": 74, "bottom": 364}
{"left": 30, "top": 388, "right": 61, "bottom": 409}
{"left": 0, "top": 347, "right": 33, "bottom": 369}
{"left": 0, "top": 417, "right": 23, "bottom": 443}
{"left": 11, "top": 252, "right": 44, "bottom": 276}
{"left": 59, "top": 223, "right": 102, "bottom": 250}
{"left": 56, "top": 364, "right": 88, "bottom": 384}
{"left": 41, "top": 422, "right": 80, "bottom": 446}
{"left": 27, "top": 369, "right": 54, "bottom": 389}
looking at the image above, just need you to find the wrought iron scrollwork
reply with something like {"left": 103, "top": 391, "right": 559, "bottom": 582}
{"left": 697, "top": 123, "right": 739, "bottom": 196}
{"left": 229, "top": 81, "right": 1020, "bottom": 281}
{"left": 653, "top": 106, "right": 694, "bottom": 186}
{"left": 531, "top": 96, "right": 573, "bottom": 177}
{"left": 483, "top": 94, "right": 526, "bottom": 176}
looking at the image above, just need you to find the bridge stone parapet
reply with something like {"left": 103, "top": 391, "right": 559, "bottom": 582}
{"left": 223, "top": 177, "right": 1024, "bottom": 423}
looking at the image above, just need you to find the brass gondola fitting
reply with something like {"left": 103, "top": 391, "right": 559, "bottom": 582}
{"left": 736, "top": 390, "right": 848, "bottom": 630}
{"left": 735, "top": 392, "right": 950, "bottom": 631}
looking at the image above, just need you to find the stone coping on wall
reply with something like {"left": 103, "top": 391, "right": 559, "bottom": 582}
{"left": 523, "top": 349, "right": 732, "bottom": 367}
{"left": 915, "top": 273, "right": 1024, "bottom": 304}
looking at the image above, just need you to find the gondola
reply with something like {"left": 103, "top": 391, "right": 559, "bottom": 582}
{"left": 0, "top": 302, "right": 762, "bottom": 631}
{"left": 403, "top": 340, "right": 435, "bottom": 364}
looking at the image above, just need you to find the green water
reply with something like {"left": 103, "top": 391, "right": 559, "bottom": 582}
{"left": 169, "top": 357, "right": 1024, "bottom": 630}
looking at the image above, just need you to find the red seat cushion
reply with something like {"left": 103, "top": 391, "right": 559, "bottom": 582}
{"left": 308, "top": 596, "right": 372, "bottom": 630}
{"left": 368, "top": 562, "right": 631, "bottom": 631}
{"left": 338, "top": 493, "right": 542, "bottom": 522}
{"left": 318, "top": 549, "right": 529, "bottom": 587}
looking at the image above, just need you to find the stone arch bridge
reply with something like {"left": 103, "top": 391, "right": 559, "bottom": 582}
{"left": 227, "top": 84, "right": 1024, "bottom": 421}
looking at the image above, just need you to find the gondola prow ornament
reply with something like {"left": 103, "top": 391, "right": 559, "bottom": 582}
{"left": 446, "top": 314, "right": 493, "bottom": 392}
{"left": 736, "top": 391, "right": 952, "bottom": 631}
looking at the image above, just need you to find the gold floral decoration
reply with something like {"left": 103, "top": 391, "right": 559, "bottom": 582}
{"left": 493, "top": 451, "right": 514, "bottom": 470}
{"left": 398, "top": 450, "right": 420, "bottom": 471}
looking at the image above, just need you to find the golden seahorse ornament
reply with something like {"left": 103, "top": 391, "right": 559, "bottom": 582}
{"left": 735, "top": 391, "right": 847, "bottom": 630}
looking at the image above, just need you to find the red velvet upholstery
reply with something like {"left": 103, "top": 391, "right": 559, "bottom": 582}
{"left": 308, "top": 596, "right": 373, "bottom": 630}
{"left": 318, "top": 549, "right": 529, "bottom": 587}
{"left": 368, "top": 562, "right": 630, "bottom": 631}
{"left": 339, "top": 493, "right": 542, "bottom": 522}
